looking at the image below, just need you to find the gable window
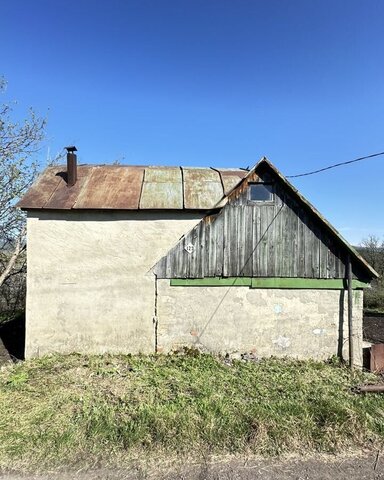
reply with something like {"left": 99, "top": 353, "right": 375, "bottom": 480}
{"left": 249, "top": 183, "right": 273, "bottom": 202}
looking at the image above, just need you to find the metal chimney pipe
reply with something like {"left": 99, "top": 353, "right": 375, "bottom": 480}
{"left": 65, "top": 146, "right": 78, "bottom": 187}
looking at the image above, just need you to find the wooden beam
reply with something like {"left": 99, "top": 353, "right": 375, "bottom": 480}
{"left": 251, "top": 278, "right": 369, "bottom": 289}
{"left": 170, "top": 277, "right": 252, "bottom": 287}
{"left": 170, "top": 277, "right": 370, "bottom": 289}
{"left": 347, "top": 256, "right": 354, "bottom": 369}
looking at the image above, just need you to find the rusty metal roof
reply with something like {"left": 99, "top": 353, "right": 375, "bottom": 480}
{"left": 17, "top": 165, "right": 248, "bottom": 211}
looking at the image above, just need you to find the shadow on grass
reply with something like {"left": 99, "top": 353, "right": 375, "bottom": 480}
{"left": 0, "top": 311, "right": 25, "bottom": 361}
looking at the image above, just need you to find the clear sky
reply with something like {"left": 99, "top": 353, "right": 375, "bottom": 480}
{"left": 1, "top": 0, "right": 383, "bottom": 244}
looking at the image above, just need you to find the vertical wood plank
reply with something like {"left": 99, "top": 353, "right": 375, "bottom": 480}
{"left": 223, "top": 207, "right": 230, "bottom": 277}
{"left": 297, "top": 210, "right": 306, "bottom": 277}
{"left": 267, "top": 205, "right": 275, "bottom": 277}
{"left": 312, "top": 226, "right": 320, "bottom": 278}
{"left": 319, "top": 231, "right": 328, "bottom": 278}
{"left": 215, "top": 212, "right": 224, "bottom": 277}
{"left": 282, "top": 205, "right": 292, "bottom": 277}
{"left": 327, "top": 240, "right": 336, "bottom": 278}
{"left": 206, "top": 221, "right": 214, "bottom": 277}
{"left": 259, "top": 205, "right": 269, "bottom": 276}
{"left": 274, "top": 204, "right": 283, "bottom": 277}
{"left": 242, "top": 206, "right": 253, "bottom": 277}
{"left": 291, "top": 205, "right": 299, "bottom": 277}
{"left": 304, "top": 216, "right": 313, "bottom": 278}
{"left": 252, "top": 207, "right": 258, "bottom": 276}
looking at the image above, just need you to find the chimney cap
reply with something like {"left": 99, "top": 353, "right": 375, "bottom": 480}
{"left": 65, "top": 145, "right": 78, "bottom": 153}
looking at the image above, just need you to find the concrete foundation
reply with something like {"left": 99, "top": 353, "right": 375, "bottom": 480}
{"left": 157, "top": 280, "right": 363, "bottom": 366}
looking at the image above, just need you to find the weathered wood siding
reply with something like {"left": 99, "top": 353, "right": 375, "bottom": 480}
{"left": 154, "top": 171, "right": 363, "bottom": 280}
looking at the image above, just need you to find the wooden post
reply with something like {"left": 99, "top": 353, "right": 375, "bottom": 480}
{"left": 347, "top": 256, "right": 354, "bottom": 368}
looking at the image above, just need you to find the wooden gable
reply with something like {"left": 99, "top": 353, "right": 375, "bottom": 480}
{"left": 153, "top": 159, "right": 377, "bottom": 282}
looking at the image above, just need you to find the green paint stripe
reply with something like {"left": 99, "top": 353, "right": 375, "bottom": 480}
{"left": 170, "top": 278, "right": 252, "bottom": 287}
{"left": 170, "top": 277, "right": 370, "bottom": 289}
{"left": 251, "top": 278, "right": 370, "bottom": 289}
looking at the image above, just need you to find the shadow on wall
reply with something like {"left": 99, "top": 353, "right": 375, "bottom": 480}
{"left": 0, "top": 312, "right": 25, "bottom": 361}
{"left": 337, "top": 290, "right": 344, "bottom": 360}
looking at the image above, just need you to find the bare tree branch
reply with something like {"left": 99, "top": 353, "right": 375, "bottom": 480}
{"left": 360, "top": 235, "right": 384, "bottom": 276}
{"left": 0, "top": 227, "right": 26, "bottom": 287}
{"left": 0, "top": 76, "right": 45, "bottom": 291}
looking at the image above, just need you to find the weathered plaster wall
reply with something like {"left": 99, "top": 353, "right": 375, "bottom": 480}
{"left": 343, "top": 290, "right": 363, "bottom": 366}
{"left": 25, "top": 210, "right": 202, "bottom": 357}
{"left": 157, "top": 281, "right": 364, "bottom": 365}
{"left": 26, "top": 210, "right": 364, "bottom": 365}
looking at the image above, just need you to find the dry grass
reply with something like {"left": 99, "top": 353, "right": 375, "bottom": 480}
{"left": 0, "top": 353, "right": 383, "bottom": 471}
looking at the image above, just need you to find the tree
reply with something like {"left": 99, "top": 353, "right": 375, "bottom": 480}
{"left": 359, "top": 234, "right": 384, "bottom": 277}
{"left": 359, "top": 234, "right": 384, "bottom": 312}
{"left": 0, "top": 78, "right": 46, "bottom": 292}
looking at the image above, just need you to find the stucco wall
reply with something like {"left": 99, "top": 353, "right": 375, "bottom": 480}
{"left": 157, "top": 281, "right": 363, "bottom": 365}
{"left": 25, "top": 210, "right": 202, "bottom": 357}
{"left": 26, "top": 210, "right": 364, "bottom": 366}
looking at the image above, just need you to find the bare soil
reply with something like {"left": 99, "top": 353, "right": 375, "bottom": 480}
{"left": 1, "top": 453, "right": 384, "bottom": 480}
{"left": 364, "top": 313, "right": 384, "bottom": 344}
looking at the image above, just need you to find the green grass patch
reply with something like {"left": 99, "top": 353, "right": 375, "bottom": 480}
{"left": 0, "top": 353, "right": 383, "bottom": 470}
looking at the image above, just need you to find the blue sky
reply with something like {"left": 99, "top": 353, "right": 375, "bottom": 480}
{"left": 1, "top": 0, "right": 383, "bottom": 244}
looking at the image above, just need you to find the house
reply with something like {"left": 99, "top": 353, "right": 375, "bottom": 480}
{"left": 17, "top": 148, "right": 378, "bottom": 365}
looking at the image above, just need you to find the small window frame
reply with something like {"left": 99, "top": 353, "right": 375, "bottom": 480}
{"left": 248, "top": 182, "right": 274, "bottom": 204}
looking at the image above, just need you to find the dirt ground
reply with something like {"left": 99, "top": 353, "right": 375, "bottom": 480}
{"left": 364, "top": 313, "right": 384, "bottom": 344}
{"left": 1, "top": 452, "right": 384, "bottom": 480}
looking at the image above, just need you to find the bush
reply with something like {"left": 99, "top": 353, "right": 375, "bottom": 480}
{"left": 364, "top": 285, "right": 384, "bottom": 312}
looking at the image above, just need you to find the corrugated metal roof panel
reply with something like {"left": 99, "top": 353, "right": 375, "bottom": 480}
{"left": 74, "top": 166, "right": 145, "bottom": 209}
{"left": 140, "top": 167, "right": 183, "bottom": 209}
{"left": 18, "top": 164, "right": 246, "bottom": 210}
{"left": 44, "top": 166, "right": 94, "bottom": 209}
{"left": 16, "top": 166, "right": 63, "bottom": 209}
{"left": 183, "top": 168, "right": 223, "bottom": 209}
{"left": 144, "top": 167, "right": 181, "bottom": 183}
{"left": 218, "top": 169, "right": 249, "bottom": 195}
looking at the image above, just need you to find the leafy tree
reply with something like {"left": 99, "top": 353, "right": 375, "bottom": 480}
{"left": 0, "top": 78, "right": 45, "bottom": 290}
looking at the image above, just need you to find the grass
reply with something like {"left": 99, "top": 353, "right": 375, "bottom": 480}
{"left": 0, "top": 353, "right": 383, "bottom": 471}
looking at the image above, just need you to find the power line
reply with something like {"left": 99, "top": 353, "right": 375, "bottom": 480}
{"left": 286, "top": 151, "right": 384, "bottom": 178}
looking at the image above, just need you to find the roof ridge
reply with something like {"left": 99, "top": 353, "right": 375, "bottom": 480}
{"left": 51, "top": 163, "right": 247, "bottom": 170}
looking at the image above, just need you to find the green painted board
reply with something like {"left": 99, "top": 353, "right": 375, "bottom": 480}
{"left": 170, "top": 277, "right": 370, "bottom": 289}
{"left": 250, "top": 278, "right": 370, "bottom": 289}
{"left": 170, "top": 277, "right": 252, "bottom": 287}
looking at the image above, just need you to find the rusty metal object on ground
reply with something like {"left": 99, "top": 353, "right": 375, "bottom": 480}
{"left": 356, "top": 384, "right": 384, "bottom": 393}
{"left": 370, "top": 343, "right": 384, "bottom": 373}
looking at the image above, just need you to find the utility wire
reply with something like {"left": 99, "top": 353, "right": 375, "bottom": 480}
{"left": 286, "top": 151, "right": 384, "bottom": 178}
